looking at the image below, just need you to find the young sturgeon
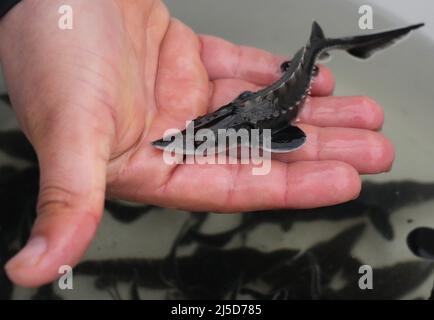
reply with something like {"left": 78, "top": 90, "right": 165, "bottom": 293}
{"left": 152, "top": 21, "right": 424, "bottom": 154}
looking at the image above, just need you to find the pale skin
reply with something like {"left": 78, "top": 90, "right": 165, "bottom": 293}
{"left": 0, "top": 0, "right": 394, "bottom": 287}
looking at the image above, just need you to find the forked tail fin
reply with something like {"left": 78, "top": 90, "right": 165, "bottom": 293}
{"left": 310, "top": 21, "right": 424, "bottom": 59}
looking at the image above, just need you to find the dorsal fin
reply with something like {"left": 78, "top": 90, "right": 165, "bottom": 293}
{"left": 310, "top": 21, "right": 326, "bottom": 42}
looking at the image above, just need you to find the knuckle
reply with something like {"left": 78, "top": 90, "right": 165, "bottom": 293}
{"left": 36, "top": 185, "right": 78, "bottom": 214}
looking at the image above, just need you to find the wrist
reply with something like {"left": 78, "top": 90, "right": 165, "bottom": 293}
{"left": 0, "top": 0, "right": 32, "bottom": 53}
{"left": 0, "top": 0, "right": 21, "bottom": 19}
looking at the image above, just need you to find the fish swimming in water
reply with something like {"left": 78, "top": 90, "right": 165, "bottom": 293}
{"left": 152, "top": 21, "right": 424, "bottom": 155}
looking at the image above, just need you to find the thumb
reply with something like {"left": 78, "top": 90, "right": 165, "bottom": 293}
{"left": 5, "top": 110, "right": 113, "bottom": 287}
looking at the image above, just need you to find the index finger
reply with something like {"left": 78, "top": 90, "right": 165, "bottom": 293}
{"left": 199, "top": 35, "right": 335, "bottom": 96}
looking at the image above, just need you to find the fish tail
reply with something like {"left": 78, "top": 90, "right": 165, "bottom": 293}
{"left": 310, "top": 21, "right": 424, "bottom": 59}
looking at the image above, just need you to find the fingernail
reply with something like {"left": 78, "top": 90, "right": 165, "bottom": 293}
{"left": 5, "top": 236, "right": 47, "bottom": 270}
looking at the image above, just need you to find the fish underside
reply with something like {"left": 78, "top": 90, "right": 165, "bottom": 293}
{"left": 152, "top": 21, "right": 424, "bottom": 155}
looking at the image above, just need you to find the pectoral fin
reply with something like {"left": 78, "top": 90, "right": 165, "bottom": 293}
{"left": 261, "top": 125, "right": 307, "bottom": 153}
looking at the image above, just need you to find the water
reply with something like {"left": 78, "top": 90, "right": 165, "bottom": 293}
{"left": 407, "top": 228, "right": 434, "bottom": 260}
{"left": 1, "top": 0, "right": 434, "bottom": 299}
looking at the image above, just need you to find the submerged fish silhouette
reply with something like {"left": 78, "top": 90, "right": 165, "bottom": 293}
{"left": 182, "top": 181, "right": 434, "bottom": 245}
{"left": 152, "top": 21, "right": 424, "bottom": 154}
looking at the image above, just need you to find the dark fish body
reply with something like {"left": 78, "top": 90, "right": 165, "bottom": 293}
{"left": 153, "top": 21, "right": 424, "bottom": 154}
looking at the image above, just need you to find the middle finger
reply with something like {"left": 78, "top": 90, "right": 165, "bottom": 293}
{"left": 273, "top": 124, "right": 395, "bottom": 174}
{"left": 209, "top": 79, "right": 384, "bottom": 130}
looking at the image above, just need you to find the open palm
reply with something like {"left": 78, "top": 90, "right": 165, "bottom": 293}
{"left": 0, "top": 0, "right": 393, "bottom": 287}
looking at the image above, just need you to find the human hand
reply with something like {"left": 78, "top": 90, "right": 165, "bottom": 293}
{"left": 0, "top": 0, "right": 393, "bottom": 287}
